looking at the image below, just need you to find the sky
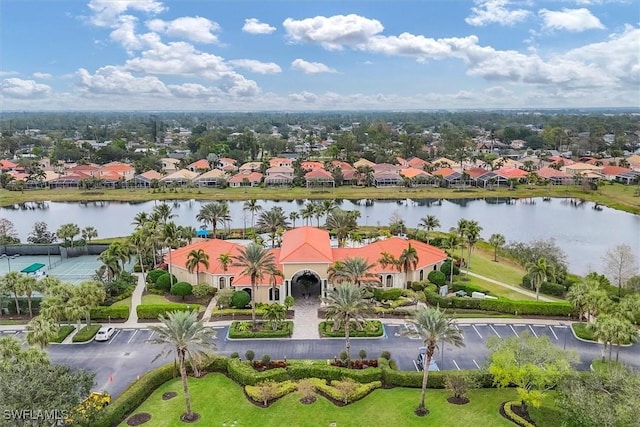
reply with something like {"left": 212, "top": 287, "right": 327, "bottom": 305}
{"left": 1, "top": 0, "right": 639, "bottom": 111}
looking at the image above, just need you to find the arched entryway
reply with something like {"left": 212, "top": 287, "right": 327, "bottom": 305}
{"left": 291, "top": 270, "right": 322, "bottom": 301}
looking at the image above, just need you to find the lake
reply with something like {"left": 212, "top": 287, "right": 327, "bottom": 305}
{"left": 1, "top": 198, "right": 638, "bottom": 275}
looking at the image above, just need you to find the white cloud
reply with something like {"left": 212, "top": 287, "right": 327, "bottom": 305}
{"left": 0, "top": 71, "right": 19, "bottom": 77}
{"left": 229, "top": 59, "right": 282, "bottom": 74}
{"left": 283, "top": 14, "right": 384, "bottom": 50}
{"left": 32, "top": 72, "right": 53, "bottom": 79}
{"left": 539, "top": 8, "right": 605, "bottom": 32}
{"left": 0, "top": 78, "right": 51, "bottom": 99}
{"left": 146, "top": 16, "right": 220, "bottom": 43}
{"left": 465, "top": 0, "right": 531, "bottom": 27}
{"left": 288, "top": 91, "right": 318, "bottom": 103}
{"left": 167, "top": 83, "right": 219, "bottom": 98}
{"left": 291, "top": 59, "right": 337, "bottom": 74}
{"left": 77, "top": 66, "right": 169, "bottom": 94}
{"left": 242, "top": 18, "right": 276, "bottom": 35}
{"left": 87, "top": 0, "right": 165, "bottom": 27}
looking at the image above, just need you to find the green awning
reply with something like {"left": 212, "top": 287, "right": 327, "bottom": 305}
{"left": 20, "top": 263, "right": 45, "bottom": 274}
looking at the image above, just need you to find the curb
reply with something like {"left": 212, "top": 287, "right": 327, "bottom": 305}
{"left": 569, "top": 323, "right": 634, "bottom": 347}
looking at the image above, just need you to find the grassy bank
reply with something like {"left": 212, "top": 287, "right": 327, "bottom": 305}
{"left": 1, "top": 183, "right": 638, "bottom": 214}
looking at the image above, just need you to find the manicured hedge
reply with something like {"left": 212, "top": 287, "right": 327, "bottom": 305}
{"left": 93, "top": 363, "right": 178, "bottom": 427}
{"left": 427, "top": 270, "right": 446, "bottom": 287}
{"left": 372, "top": 288, "right": 402, "bottom": 301}
{"left": 424, "top": 289, "right": 576, "bottom": 317}
{"left": 146, "top": 269, "right": 166, "bottom": 285}
{"left": 377, "top": 357, "right": 494, "bottom": 388}
{"left": 319, "top": 320, "right": 384, "bottom": 338}
{"left": 90, "top": 305, "right": 130, "bottom": 320}
{"left": 227, "top": 358, "right": 289, "bottom": 386}
{"left": 72, "top": 324, "right": 102, "bottom": 342}
{"left": 308, "top": 378, "right": 382, "bottom": 403}
{"left": 136, "top": 304, "right": 193, "bottom": 320}
{"left": 211, "top": 307, "right": 268, "bottom": 317}
{"left": 51, "top": 325, "right": 75, "bottom": 343}
{"left": 521, "top": 275, "right": 566, "bottom": 297}
{"left": 228, "top": 321, "right": 294, "bottom": 339}
{"left": 503, "top": 401, "right": 535, "bottom": 427}
{"left": 245, "top": 380, "right": 297, "bottom": 404}
{"left": 286, "top": 361, "right": 382, "bottom": 383}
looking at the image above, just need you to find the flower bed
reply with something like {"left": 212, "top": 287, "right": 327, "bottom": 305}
{"left": 318, "top": 320, "right": 384, "bottom": 338}
{"left": 228, "top": 321, "right": 294, "bottom": 339}
{"left": 330, "top": 359, "right": 378, "bottom": 369}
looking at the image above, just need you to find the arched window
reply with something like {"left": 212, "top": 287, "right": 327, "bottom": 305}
{"left": 229, "top": 277, "right": 234, "bottom": 286}
{"left": 219, "top": 277, "right": 226, "bottom": 289}
{"left": 386, "top": 275, "right": 393, "bottom": 287}
{"left": 433, "top": 265, "right": 437, "bottom": 271}
{"left": 419, "top": 270, "right": 424, "bottom": 281}
{"left": 269, "top": 287, "right": 280, "bottom": 301}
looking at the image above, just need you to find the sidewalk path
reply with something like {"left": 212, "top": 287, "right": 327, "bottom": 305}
{"left": 467, "top": 271, "right": 555, "bottom": 302}
{"left": 291, "top": 299, "right": 320, "bottom": 339}
{"left": 121, "top": 273, "right": 145, "bottom": 327}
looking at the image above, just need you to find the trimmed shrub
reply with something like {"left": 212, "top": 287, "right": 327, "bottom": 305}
{"left": 155, "top": 273, "right": 175, "bottom": 292}
{"left": 380, "top": 351, "right": 391, "bottom": 360}
{"left": 136, "top": 304, "right": 193, "bottom": 320}
{"left": 191, "top": 284, "right": 213, "bottom": 299}
{"left": 411, "top": 282, "right": 425, "bottom": 292}
{"left": 540, "top": 282, "right": 565, "bottom": 297}
{"left": 170, "top": 282, "right": 193, "bottom": 299}
{"left": 286, "top": 361, "right": 382, "bottom": 383}
{"left": 228, "top": 321, "right": 294, "bottom": 339}
{"left": 216, "top": 288, "right": 234, "bottom": 308}
{"left": 227, "top": 358, "right": 288, "bottom": 386}
{"left": 231, "top": 290, "right": 251, "bottom": 308}
{"left": 261, "top": 354, "right": 271, "bottom": 365}
{"left": 308, "top": 378, "right": 382, "bottom": 404}
{"left": 440, "top": 261, "right": 460, "bottom": 277}
{"left": 146, "top": 269, "right": 166, "bottom": 285}
{"left": 245, "top": 350, "right": 255, "bottom": 362}
{"left": 503, "top": 401, "right": 535, "bottom": 427}
{"left": 230, "top": 352, "right": 239, "bottom": 359}
{"left": 427, "top": 270, "right": 446, "bottom": 287}
{"left": 245, "top": 380, "right": 297, "bottom": 405}
{"left": 93, "top": 363, "right": 177, "bottom": 427}
{"left": 90, "top": 305, "right": 130, "bottom": 321}
{"left": 319, "top": 320, "right": 384, "bottom": 338}
{"left": 51, "top": 325, "right": 75, "bottom": 343}
{"left": 72, "top": 324, "right": 102, "bottom": 342}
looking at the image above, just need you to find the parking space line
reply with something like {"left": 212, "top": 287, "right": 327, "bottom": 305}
{"left": 127, "top": 330, "right": 139, "bottom": 344}
{"left": 108, "top": 330, "right": 121, "bottom": 345}
{"left": 509, "top": 325, "right": 519, "bottom": 337}
{"left": 472, "top": 325, "right": 483, "bottom": 339}
{"left": 457, "top": 323, "right": 469, "bottom": 327}
{"left": 490, "top": 325, "right": 501, "bottom": 338}
{"left": 473, "top": 359, "right": 480, "bottom": 369}
{"left": 148, "top": 331, "right": 155, "bottom": 340}
{"left": 494, "top": 323, "right": 506, "bottom": 326}
{"left": 528, "top": 325, "right": 539, "bottom": 338}
{"left": 549, "top": 326, "right": 559, "bottom": 340}
{"left": 452, "top": 359, "right": 461, "bottom": 371}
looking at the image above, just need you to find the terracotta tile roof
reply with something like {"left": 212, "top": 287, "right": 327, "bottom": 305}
{"left": 400, "top": 168, "right": 430, "bottom": 179}
{"left": 407, "top": 157, "right": 428, "bottom": 168}
{"left": 305, "top": 169, "right": 333, "bottom": 180}
{"left": 188, "top": 159, "right": 210, "bottom": 170}
{"left": 269, "top": 157, "right": 293, "bottom": 167}
{"left": 195, "top": 169, "right": 227, "bottom": 179}
{"left": 564, "top": 162, "right": 604, "bottom": 171}
{"left": 161, "top": 169, "right": 198, "bottom": 181}
{"left": 331, "top": 160, "right": 355, "bottom": 170}
{"left": 0, "top": 160, "right": 17, "bottom": 169}
{"left": 100, "top": 171, "right": 122, "bottom": 181}
{"left": 600, "top": 166, "right": 630, "bottom": 176}
{"left": 495, "top": 167, "right": 528, "bottom": 178}
{"left": 170, "top": 239, "right": 246, "bottom": 275}
{"left": 301, "top": 161, "right": 324, "bottom": 171}
{"left": 138, "top": 170, "right": 164, "bottom": 180}
{"left": 354, "top": 158, "right": 375, "bottom": 168}
{"left": 68, "top": 164, "right": 99, "bottom": 172}
{"left": 372, "top": 163, "right": 402, "bottom": 173}
{"left": 266, "top": 166, "right": 294, "bottom": 174}
{"left": 101, "top": 162, "right": 134, "bottom": 172}
{"left": 219, "top": 157, "right": 237, "bottom": 164}
{"left": 432, "top": 167, "right": 456, "bottom": 177}
{"left": 229, "top": 172, "right": 263, "bottom": 183}
{"left": 279, "top": 227, "right": 333, "bottom": 263}
{"left": 548, "top": 156, "right": 575, "bottom": 166}
{"left": 465, "top": 167, "right": 490, "bottom": 179}
{"left": 239, "top": 161, "right": 261, "bottom": 171}
{"left": 536, "top": 167, "right": 571, "bottom": 179}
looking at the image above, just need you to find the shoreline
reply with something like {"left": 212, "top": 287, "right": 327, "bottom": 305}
{"left": 0, "top": 184, "right": 638, "bottom": 215}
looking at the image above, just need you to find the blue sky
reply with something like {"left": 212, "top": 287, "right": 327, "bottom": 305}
{"left": 1, "top": 0, "right": 639, "bottom": 111}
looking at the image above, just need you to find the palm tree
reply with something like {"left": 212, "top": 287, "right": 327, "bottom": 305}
{"left": 323, "top": 283, "right": 373, "bottom": 365}
{"left": 456, "top": 219, "right": 469, "bottom": 259}
{"left": 288, "top": 211, "right": 300, "bottom": 228}
{"left": 98, "top": 249, "right": 121, "bottom": 282}
{"left": 407, "top": 307, "right": 465, "bottom": 416}
{"left": 588, "top": 314, "right": 617, "bottom": 363}
{"left": 566, "top": 281, "right": 592, "bottom": 321}
{"left": 488, "top": 233, "right": 505, "bottom": 262}
{"left": 131, "top": 211, "right": 149, "bottom": 228}
{"left": 110, "top": 240, "right": 134, "bottom": 272}
{"left": 527, "top": 257, "right": 555, "bottom": 301}
{"left": 328, "top": 257, "right": 378, "bottom": 287}
{"left": 217, "top": 252, "right": 232, "bottom": 273}
{"left": 233, "top": 243, "right": 276, "bottom": 328}
{"left": 17, "top": 275, "right": 42, "bottom": 318}
{"left": 243, "top": 199, "right": 262, "bottom": 230}
{"left": 149, "top": 310, "right": 216, "bottom": 422}
{"left": 76, "top": 281, "right": 106, "bottom": 326}
{"left": 129, "top": 226, "right": 151, "bottom": 285}
{"left": 197, "top": 202, "right": 230, "bottom": 239}
{"left": 463, "top": 220, "right": 482, "bottom": 274}
{"left": 267, "top": 265, "right": 284, "bottom": 303}
{"left": 153, "top": 203, "right": 176, "bottom": 225}
{"left": 163, "top": 222, "right": 182, "bottom": 288}
{"left": 321, "top": 199, "right": 337, "bottom": 222}
{"left": 418, "top": 215, "right": 440, "bottom": 244}
{"left": 325, "top": 209, "right": 358, "bottom": 247}
{"left": 186, "top": 249, "right": 210, "bottom": 284}
{"left": 256, "top": 207, "right": 289, "bottom": 248}
{"left": 398, "top": 243, "right": 420, "bottom": 288}
{"left": 0, "top": 272, "right": 23, "bottom": 315}
{"left": 25, "top": 316, "right": 59, "bottom": 349}
{"left": 610, "top": 317, "right": 638, "bottom": 362}
{"left": 301, "top": 202, "right": 315, "bottom": 226}
{"left": 262, "top": 303, "right": 286, "bottom": 331}
{"left": 181, "top": 226, "right": 197, "bottom": 245}
{"left": 378, "top": 252, "right": 399, "bottom": 270}
{"left": 443, "top": 233, "right": 462, "bottom": 285}
{"left": 64, "top": 298, "right": 87, "bottom": 333}
{"left": 81, "top": 226, "right": 98, "bottom": 244}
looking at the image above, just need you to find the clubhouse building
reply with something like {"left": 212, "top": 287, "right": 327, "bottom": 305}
{"left": 169, "top": 227, "right": 447, "bottom": 304}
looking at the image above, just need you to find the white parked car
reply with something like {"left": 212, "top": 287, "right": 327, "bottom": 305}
{"left": 95, "top": 326, "right": 115, "bottom": 342}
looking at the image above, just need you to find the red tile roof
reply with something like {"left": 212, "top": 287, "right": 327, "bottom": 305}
{"left": 432, "top": 167, "right": 456, "bottom": 177}
{"left": 465, "top": 167, "right": 490, "bottom": 178}
{"left": 0, "top": 160, "right": 17, "bottom": 169}
{"left": 495, "top": 167, "right": 528, "bottom": 178}
{"left": 536, "top": 167, "right": 571, "bottom": 179}
{"left": 188, "top": 159, "right": 209, "bottom": 170}
{"left": 305, "top": 169, "right": 333, "bottom": 180}
{"left": 600, "top": 166, "right": 630, "bottom": 176}
{"left": 229, "top": 172, "right": 263, "bottom": 183}
{"left": 279, "top": 227, "right": 334, "bottom": 263}
{"left": 301, "top": 161, "right": 324, "bottom": 171}
{"left": 407, "top": 157, "right": 428, "bottom": 168}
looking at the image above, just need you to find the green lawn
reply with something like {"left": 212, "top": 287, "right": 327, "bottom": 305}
{"left": 111, "top": 297, "right": 131, "bottom": 308}
{"left": 141, "top": 294, "right": 205, "bottom": 311}
{"left": 468, "top": 248, "right": 527, "bottom": 287}
{"left": 572, "top": 322, "right": 596, "bottom": 341}
{"left": 464, "top": 276, "right": 536, "bottom": 301}
{"left": 119, "top": 374, "right": 557, "bottom": 427}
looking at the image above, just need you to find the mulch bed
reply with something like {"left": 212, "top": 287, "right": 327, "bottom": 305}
{"left": 414, "top": 408, "right": 430, "bottom": 417}
{"left": 300, "top": 396, "right": 317, "bottom": 405}
{"left": 499, "top": 401, "right": 537, "bottom": 427}
{"left": 447, "top": 396, "right": 470, "bottom": 405}
{"left": 126, "top": 413, "right": 151, "bottom": 426}
{"left": 162, "top": 391, "right": 178, "bottom": 400}
{"left": 180, "top": 412, "right": 200, "bottom": 423}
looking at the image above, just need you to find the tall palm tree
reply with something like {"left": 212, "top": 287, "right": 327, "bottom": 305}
{"left": 378, "top": 252, "right": 399, "bottom": 270}
{"left": 110, "top": 240, "right": 134, "bottom": 272}
{"left": 443, "top": 232, "right": 462, "bottom": 285}
{"left": 527, "top": 257, "right": 555, "bottom": 301}
{"left": 186, "top": 249, "right": 210, "bottom": 284}
{"left": 456, "top": 219, "right": 469, "bottom": 259}
{"left": 328, "top": 257, "right": 378, "bottom": 287}
{"left": 129, "top": 226, "right": 152, "bottom": 285}
{"left": 262, "top": 303, "right": 286, "bottom": 331}
{"left": 76, "top": 281, "right": 106, "bottom": 326}
{"left": 398, "top": 243, "right": 420, "bottom": 288}
{"left": 588, "top": 314, "right": 617, "bottom": 363}
{"left": 149, "top": 310, "right": 216, "bottom": 422}
{"left": 81, "top": 226, "right": 98, "bottom": 244}
{"left": 180, "top": 226, "right": 196, "bottom": 245}
{"left": 407, "top": 307, "right": 465, "bottom": 416}
{"left": 98, "top": 249, "right": 122, "bottom": 282}
{"left": 153, "top": 203, "right": 176, "bottom": 225}
{"left": 488, "top": 233, "right": 505, "bottom": 262}
{"left": 233, "top": 243, "right": 276, "bottom": 327}
{"left": 256, "top": 207, "right": 289, "bottom": 248}
{"left": 288, "top": 211, "right": 300, "bottom": 228}
{"left": 131, "top": 211, "right": 149, "bottom": 228}
{"left": 325, "top": 209, "right": 358, "bottom": 247}
{"left": 323, "top": 283, "right": 373, "bottom": 365}
{"left": 243, "top": 199, "right": 262, "bottom": 230}
{"left": 17, "top": 275, "right": 42, "bottom": 318}
{"left": 463, "top": 220, "right": 482, "bottom": 274}
{"left": 418, "top": 215, "right": 440, "bottom": 244}
{"left": 25, "top": 316, "right": 59, "bottom": 349}
{"left": 197, "top": 202, "right": 230, "bottom": 239}
{"left": 301, "top": 202, "right": 315, "bottom": 226}
{"left": 64, "top": 298, "right": 87, "bottom": 332}
{"left": 0, "top": 272, "right": 23, "bottom": 315}
{"left": 321, "top": 199, "right": 337, "bottom": 222}
{"left": 267, "top": 265, "right": 284, "bottom": 303}
{"left": 217, "top": 253, "right": 232, "bottom": 274}
{"left": 163, "top": 222, "right": 182, "bottom": 288}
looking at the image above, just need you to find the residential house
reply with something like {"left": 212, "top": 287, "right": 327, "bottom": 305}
{"left": 301, "top": 161, "right": 324, "bottom": 171}
{"left": 264, "top": 166, "right": 294, "bottom": 186}
{"left": 400, "top": 167, "right": 432, "bottom": 186}
{"left": 239, "top": 161, "right": 262, "bottom": 173}
{"left": 193, "top": 169, "right": 227, "bottom": 188}
{"left": 269, "top": 157, "right": 294, "bottom": 168}
{"left": 160, "top": 169, "right": 198, "bottom": 187}
{"left": 536, "top": 167, "right": 573, "bottom": 185}
{"left": 100, "top": 162, "right": 135, "bottom": 181}
{"left": 353, "top": 158, "right": 375, "bottom": 169}
{"left": 187, "top": 159, "right": 210, "bottom": 173}
{"left": 374, "top": 171, "right": 403, "bottom": 187}
{"left": 228, "top": 171, "right": 263, "bottom": 187}
{"left": 133, "top": 170, "right": 164, "bottom": 188}
{"left": 161, "top": 158, "right": 180, "bottom": 173}
{"left": 305, "top": 169, "right": 335, "bottom": 187}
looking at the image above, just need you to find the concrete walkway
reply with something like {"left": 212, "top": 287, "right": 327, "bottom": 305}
{"left": 467, "top": 271, "right": 555, "bottom": 302}
{"left": 202, "top": 296, "right": 218, "bottom": 321}
{"left": 121, "top": 273, "right": 145, "bottom": 327}
{"left": 291, "top": 298, "right": 321, "bottom": 339}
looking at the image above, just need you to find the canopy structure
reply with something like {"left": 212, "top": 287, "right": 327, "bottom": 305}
{"left": 20, "top": 263, "right": 45, "bottom": 274}
{"left": 196, "top": 229, "right": 210, "bottom": 237}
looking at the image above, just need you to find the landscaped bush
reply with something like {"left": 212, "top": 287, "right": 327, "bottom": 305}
{"left": 192, "top": 284, "right": 216, "bottom": 299}
{"left": 428, "top": 270, "right": 446, "bottom": 287}
{"left": 210, "top": 307, "right": 269, "bottom": 317}
{"left": 521, "top": 275, "right": 566, "bottom": 296}
{"left": 155, "top": 273, "right": 175, "bottom": 292}
{"left": 287, "top": 361, "right": 382, "bottom": 383}
{"left": 377, "top": 358, "right": 494, "bottom": 389}
{"left": 216, "top": 288, "right": 235, "bottom": 308}
{"left": 319, "top": 320, "right": 384, "bottom": 338}
{"left": 572, "top": 322, "right": 595, "bottom": 341}
{"left": 231, "top": 290, "right": 251, "bottom": 308}
{"left": 90, "top": 305, "right": 130, "bottom": 321}
{"left": 372, "top": 288, "right": 402, "bottom": 301}
{"left": 411, "top": 282, "right": 425, "bottom": 292}
{"left": 51, "top": 325, "right": 75, "bottom": 343}
{"left": 136, "top": 304, "right": 193, "bottom": 320}
{"left": 440, "top": 261, "right": 460, "bottom": 277}
{"left": 72, "top": 324, "right": 102, "bottom": 342}
{"left": 245, "top": 380, "right": 297, "bottom": 406}
{"left": 307, "top": 378, "right": 382, "bottom": 404}
{"left": 502, "top": 401, "right": 535, "bottom": 427}
{"left": 146, "top": 269, "right": 166, "bottom": 285}
{"left": 227, "top": 358, "right": 288, "bottom": 386}
{"left": 93, "top": 363, "right": 178, "bottom": 427}
{"left": 170, "top": 282, "right": 193, "bottom": 299}
{"left": 228, "top": 321, "right": 294, "bottom": 339}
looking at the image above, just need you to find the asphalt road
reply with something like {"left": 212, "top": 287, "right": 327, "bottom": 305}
{"left": 2, "top": 322, "right": 639, "bottom": 399}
